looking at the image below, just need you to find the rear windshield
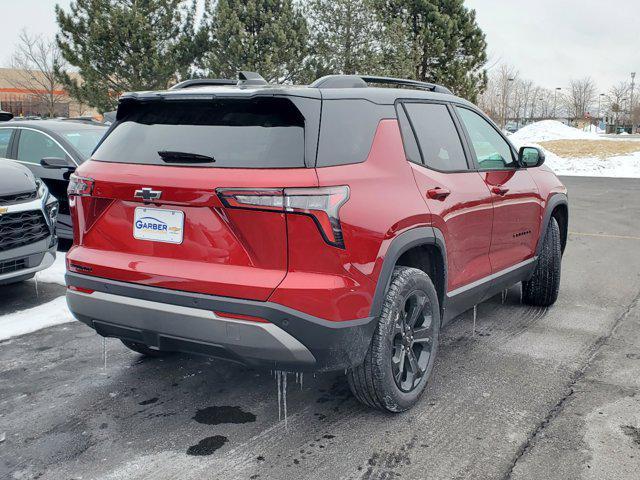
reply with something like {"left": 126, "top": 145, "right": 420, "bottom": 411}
{"left": 92, "top": 98, "right": 305, "bottom": 168}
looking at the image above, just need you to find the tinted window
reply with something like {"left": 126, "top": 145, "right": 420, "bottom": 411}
{"left": 316, "top": 100, "right": 393, "bottom": 167}
{"left": 0, "top": 129, "right": 12, "bottom": 157}
{"left": 93, "top": 98, "right": 305, "bottom": 168}
{"left": 61, "top": 128, "right": 105, "bottom": 160}
{"left": 456, "top": 107, "right": 515, "bottom": 170}
{"left": 396, "top": 105, "right": 420, "bottom": 164}
{"left": 404, "top": 103, "right": 468, "bottom": 171}
{"left": 17, "top": 129, "right": 66, "bottom": 163}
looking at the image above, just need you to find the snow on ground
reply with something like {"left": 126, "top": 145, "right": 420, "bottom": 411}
{"left": 33, "top": 253, "right": 66, "bottom": 286}
{"left": 0, "top": 296, "right": 74, "bottom": 341}
{"left": 543, "top": 149, "right": 640, "bottom": 178}
{"left": 510, "top": 120, "right": 640, "bottom": 178}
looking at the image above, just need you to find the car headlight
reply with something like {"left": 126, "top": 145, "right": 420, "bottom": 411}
{"left": 36, "top": 179, "right": 48, "bottom": 199}
{"left": 46, "top": 201, "right": 59, "bottom": 225}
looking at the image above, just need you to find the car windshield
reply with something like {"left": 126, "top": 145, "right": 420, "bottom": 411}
{"left": 61, "top": 128, "right": 106, "bottom": 160}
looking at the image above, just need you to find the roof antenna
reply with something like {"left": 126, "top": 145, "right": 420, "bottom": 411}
{"left": 237, "top": 71, "right": 268, "bottom": 86}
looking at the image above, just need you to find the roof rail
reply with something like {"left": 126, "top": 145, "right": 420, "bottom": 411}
{"left": 170, "top": 78, "right": 236, "bottom": 89}
{"left": 311, "top": 74, "right": 452, "bottom": 94}
{"left": 310, "top": 75, "right": 367, "bottom": 89}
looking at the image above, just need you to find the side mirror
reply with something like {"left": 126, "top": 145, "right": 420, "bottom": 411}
{"left": 41, "top": 157, "right": 75, "bottom": 170}
{"left": 518, "top": 146, "right": 545, "bottom": 168}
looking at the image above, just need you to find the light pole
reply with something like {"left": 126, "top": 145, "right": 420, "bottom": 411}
{"left": 631, "top": 72, "right": 636, "bottom": 132}
{"left": 553, "top": 87, "right": 562, "bottom": 119}
{"left": 597, "top": 93, "right": 605, "bottom": 129}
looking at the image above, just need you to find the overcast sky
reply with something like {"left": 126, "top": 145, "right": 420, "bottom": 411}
{"left": 1, "top": 0, "right": 638, "bottom": 92}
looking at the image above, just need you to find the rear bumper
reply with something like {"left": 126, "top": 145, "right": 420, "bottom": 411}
{"left": 65, "top": 272, "right": 377, "bottom": 372}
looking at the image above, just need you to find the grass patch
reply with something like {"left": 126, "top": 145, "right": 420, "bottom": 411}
{"left": 538, "top": 140, "right": 640, "bottom": 158}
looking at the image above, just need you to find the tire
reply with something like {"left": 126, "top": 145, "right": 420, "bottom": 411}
{"left": 120, "top": 339, "right": 173, "bottom": 358}
{"left": 522, "top": 217, "right": 562, "bottom": 306}
{"left": 348, "top": 266, "right": 441, "bottom": 412}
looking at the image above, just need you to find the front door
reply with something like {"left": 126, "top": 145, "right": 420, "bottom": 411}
{"left": 454, "top": 107, "right": 543, "bottom": 273}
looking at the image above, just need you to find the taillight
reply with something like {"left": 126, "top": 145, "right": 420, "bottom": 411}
{"left": 217, "top": 186, "right": 350, "bottom": 248}
{"left": 68, "top": 174, "right": 94, "bottom": 196}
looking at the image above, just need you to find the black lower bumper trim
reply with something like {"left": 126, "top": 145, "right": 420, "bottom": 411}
{"left": 66, "top": 272, "right": 378, "bottom": 372}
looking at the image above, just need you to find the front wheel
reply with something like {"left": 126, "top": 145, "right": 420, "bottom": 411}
{"left": 348, "top": 266, "right": 440, "bottom": 412}
{"left": 522, "top": 217, "right": 562, "bottom": 306}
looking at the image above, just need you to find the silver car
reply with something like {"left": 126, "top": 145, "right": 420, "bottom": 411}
{"left": 0, "top": 160, "right": 58, "bottom": 284}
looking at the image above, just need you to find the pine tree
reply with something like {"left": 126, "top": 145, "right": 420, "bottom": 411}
{"left": 305, "top": 0, "right": 381, "bottom": 77}
{"left": 374, "top": 0, "right": 488, "bottom": 101}
{"left": 201, "top": 0, "right": 309, "bottom": 84}
{"left": 55, "top": 0, "right": 203, "bottom": 112}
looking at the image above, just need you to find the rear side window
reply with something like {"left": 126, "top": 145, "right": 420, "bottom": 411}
{"left": 316, "top": 100, "right": 393, "bottom": 167}
{"left": 403, "top": 103, "right": 468, "bottom": 171}
{"left": 93, "top": 98, "right": 305, "bottom": 168}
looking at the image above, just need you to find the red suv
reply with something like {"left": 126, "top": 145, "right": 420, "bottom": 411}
{"left": 65, "top": 73, "right": 568, "bottom": 412}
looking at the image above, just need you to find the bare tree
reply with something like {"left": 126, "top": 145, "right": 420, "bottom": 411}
{"left": 565, "top": 77, "right": 596, "bottom": 120}
{"left": 10, "top": 29, "right": 68, "bottom": 118}
{"left": 478, "top": 64, "right": 519, "bottom": 127}
{"left": 605, "top": 81, "right": 630, "bottom": 126}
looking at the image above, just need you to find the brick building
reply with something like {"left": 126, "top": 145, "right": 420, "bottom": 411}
{"left": 0, "top": 68, "right": 97, "bottom": 118}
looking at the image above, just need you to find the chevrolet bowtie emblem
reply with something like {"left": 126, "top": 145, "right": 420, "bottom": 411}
{"left": 134, "top": 187, "right": 162, "bottom": 202}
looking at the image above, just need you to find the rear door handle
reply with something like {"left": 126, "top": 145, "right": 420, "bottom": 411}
{"left": 491, "top": 186, "right": 509, "bottom": 196}
{"left": 427, "top": 187, "right": 451, "bottom": 200}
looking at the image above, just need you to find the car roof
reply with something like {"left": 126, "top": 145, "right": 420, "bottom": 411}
{"left": 120, "top": 84, "right": 474, "bottom": 107}
{"left": 3, "top": 119, "right": 107, "bottom": 132}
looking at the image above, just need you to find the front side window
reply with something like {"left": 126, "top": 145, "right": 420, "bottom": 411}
{"left": 403, "top": 103, "right": 468, "bottom": 171}
{"left": 456, "top": 107, "right": 515, "bottom": 170}
{"left": 17, "top": 129, "right": 66, "bottom": 163}
{"left": 0, "top": 129, "right": 12, "bottom": 158}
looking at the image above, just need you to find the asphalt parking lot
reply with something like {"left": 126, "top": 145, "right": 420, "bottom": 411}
{"left": 1, "top": 176, "right": 639, "bottom": 480}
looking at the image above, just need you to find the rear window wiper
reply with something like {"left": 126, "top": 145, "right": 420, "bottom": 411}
{"left": 157, "top": 151, "right": 216, "bottom": 163}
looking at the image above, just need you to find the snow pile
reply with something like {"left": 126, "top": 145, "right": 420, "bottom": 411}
{"left": 510, "top": 120, "right": 600, "bottom": 146}
{"left": 0, "top": 296, "right": 74, "bottom": 341}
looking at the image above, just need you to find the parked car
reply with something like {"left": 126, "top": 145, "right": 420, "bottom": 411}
{"left": 65, "top": 73, "right": 568, "bottom": 412}
{"left": 0, "top": 160, "right": 58, "bottom": 284}
{"left": 0, "top": 120, "right": 108, "bottom": 240}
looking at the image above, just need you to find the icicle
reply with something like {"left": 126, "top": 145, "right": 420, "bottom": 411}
{"left": 283, "top": 372, "right": 288, "bottom": 430}
{"left": 299, "top": 372, "right": 303, "bottom": 390}
{"left": 102, "top": 337, "right": 107, "bottom": 369}
{"left": 276, "top": 371, "right": 282, "bottom": 421}
{"left": 520, "top": 284, "right": 523, "bottom": 304}
{"left": 34, "top": 274, "right": 39, "bottom": 297}
{"left": 501, "top": 289, "right": 507, "bottom": 304}
{"left": 472, "top": 305, "right": 477, "bottom": 337}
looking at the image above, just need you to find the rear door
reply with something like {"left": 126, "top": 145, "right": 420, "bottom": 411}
{"left": 68, "top": 96, "right": 320, "bottom": 302}
{"left": 398, "top": 101, "right": 494, "bottom": 293}
{"left": 454, "top": 106, "right": 543, "bottom": 273}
